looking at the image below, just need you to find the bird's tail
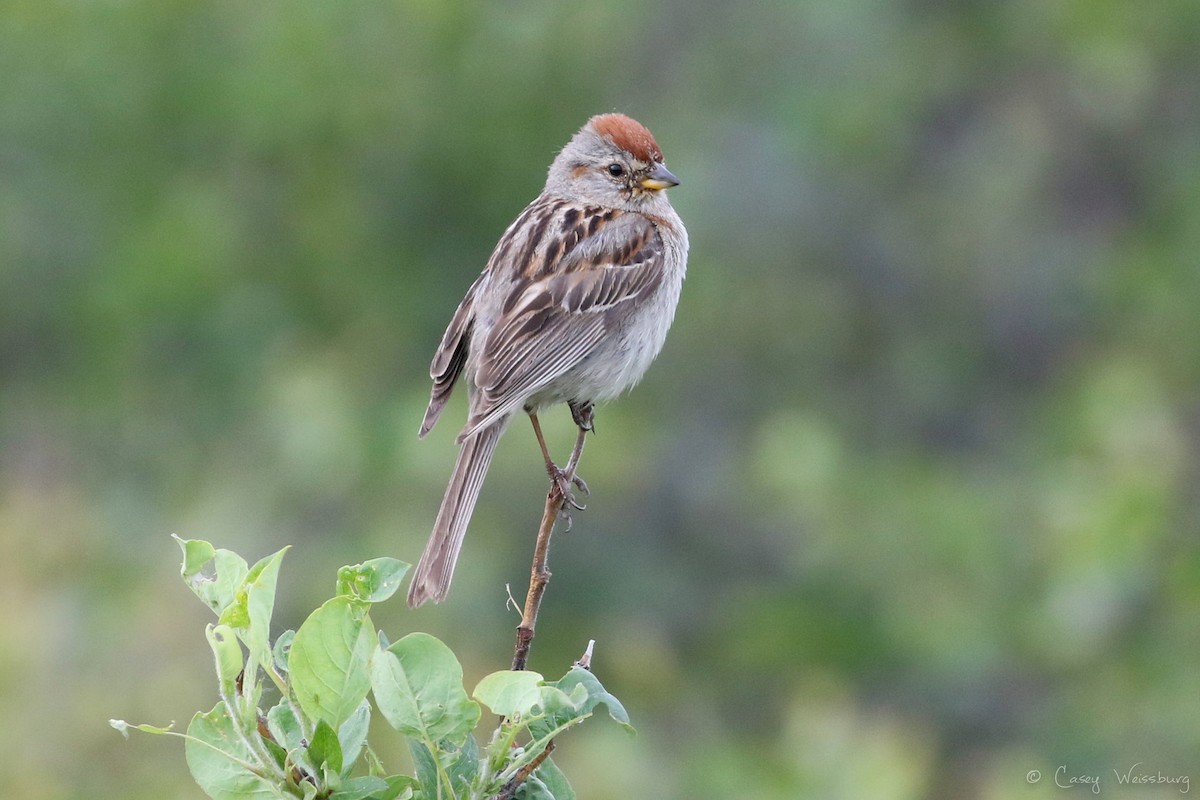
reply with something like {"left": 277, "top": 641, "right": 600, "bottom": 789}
{"left": 407, "top": 423, "right": 504, "bottom": 607}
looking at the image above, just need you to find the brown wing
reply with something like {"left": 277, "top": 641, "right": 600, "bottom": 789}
{"left": 419, "top": 274, "right": 482, "bottom": 437}
{"left": 459, "top": 209, "right": 666, "bottom": 438}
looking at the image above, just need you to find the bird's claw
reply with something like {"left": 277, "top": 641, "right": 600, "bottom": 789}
{"left": 549, "top": 467, "right": 589, "bottom": 527}
{"left": 569, "top": 401, "right": 595, "bottom": 433}
{"left": 568, "top": 472, "right": 590, "bottom": 498}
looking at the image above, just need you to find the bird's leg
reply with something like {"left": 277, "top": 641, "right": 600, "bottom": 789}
{"left": 528, "top": 413, "right": 588, "bottom": 512}
{"left": 557, "top": 424, "right": 590, "bottom": 508}
{"left": 553, "top": 403, "right": 594, "bottom": 532}
{"left": 562, "top": 401, "right": 593, "bottom": 494}
{"left": 554, "top": 406, "right": 593, "bottom": 528}
{"left": 529, "top": 412, "right": 556, "bottom": 475}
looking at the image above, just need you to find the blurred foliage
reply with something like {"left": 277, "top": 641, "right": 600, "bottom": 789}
{"left": 2, "top": 1, "right": 1199, "bottom": 798}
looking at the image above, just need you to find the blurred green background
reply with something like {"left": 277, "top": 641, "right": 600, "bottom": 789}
{"left": 3, "top": 1, "right": 1199, "bottom": 798}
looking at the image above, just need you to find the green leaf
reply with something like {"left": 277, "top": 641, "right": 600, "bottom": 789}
{"left": 541, "top": 682, "right": 589, "bottom": 719}
{"left": 337, "top": 700, "right": 371, "bottom": 774}
{"left": 266, "top": 702, "right": 304, "bottom": 752}
{"left": 217, "top": 546, "right": 289, "bottom": 667}
{"left": 244, "top": 547, "right": 289, "bottom": 661}
{"left": 374, "top": 775, "right": 417, "bottom": 800}
{"left": 533, "top": 667, "right": 633, "bottom": 737}
{"left": 530, "top": 757, "right": 575, "bottom": 800}
{"left": 336, "top": 558, "right": 410, "bottom": 603}
{"left": 289, "top": 746, "right": 319, "bottom": 792}
{"left": 262, "top": 735, "right": 287, "bottom": 772}
{"left": 472, "top": 670, "right": 545, "bottom": 718}
{"left": 408, "top": 740, "right": 439, "bottom": 797}
{"left": 176, "top": 536, "right": 249, "bottom": 617}
{"left": 370, "top": 632, "right": 480, "bottom": 746}
{"left": 273, "top": 629, "right": 295, "bottom": 674}
{"left": 515, "top": 773, "right": 555, "bottom": 800}
{"left": 290, "top": 596, "right": 376, "bottom": 729}
{"left": 329, "top": 775, "right": 399, "bottom": 800}
{"left": 109, "top": 719, "right": 175, "bottom": 738}
{"left": 445, "top": 733, "right": 481, "bottom": 798}
{"left": 308, "top": 719, "right": 344, "bottom": 776}
{"left": 206, "top": 624, "right": 244, "bottom": 698}
{"left": 185, "top": 702, "right": 278, "bottom": 800}
{"left": 176, "top": 536, "right": 216, "bottom": 577}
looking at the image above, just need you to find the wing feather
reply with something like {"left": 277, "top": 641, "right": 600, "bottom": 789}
{"left": 458, "top": 209, "right": 666, "bottom": 438}
{"left": 420, "top": 274, "right": 482, "bottom": 437}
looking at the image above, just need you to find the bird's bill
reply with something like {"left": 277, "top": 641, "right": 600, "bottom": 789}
{"left": 640, "top": 162, "right": 680, "bottom": 191}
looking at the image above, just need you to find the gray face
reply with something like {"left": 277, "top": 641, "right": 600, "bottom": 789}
{"left": 543, "top": 121, "right": 677, "bottom": 213}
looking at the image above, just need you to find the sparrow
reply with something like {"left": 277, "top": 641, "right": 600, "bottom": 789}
{"left": 407, "top": 113, "right": 689, "bottom": 607}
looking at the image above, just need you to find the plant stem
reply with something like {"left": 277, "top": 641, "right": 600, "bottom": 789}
{"left": 510, "top": 425, "right": 588, "bottom": 672}
{"left": 510, "top": 489, "right": 562, "bottom": 671}
{"left": 494, "top": 741, "right": 556, "bottom": 800}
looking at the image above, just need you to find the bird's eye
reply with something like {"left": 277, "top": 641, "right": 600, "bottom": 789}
{"left": 607, "top": 163, "right": 625, "bottom": 177}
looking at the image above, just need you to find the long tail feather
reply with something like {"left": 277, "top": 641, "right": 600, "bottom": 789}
{"left": 407, "top": 423, "right": 505, "bottom": 607}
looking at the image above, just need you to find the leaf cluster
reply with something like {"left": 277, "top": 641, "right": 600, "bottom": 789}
{"left": 111, "top": 538, "right": 630, "bottom": 800}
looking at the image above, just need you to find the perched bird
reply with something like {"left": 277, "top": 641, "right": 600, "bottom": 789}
{"left": 407, "top": 113, "right": 689, "bottom": 607}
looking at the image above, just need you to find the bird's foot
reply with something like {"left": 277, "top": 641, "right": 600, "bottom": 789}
{"left": 569, "top": 401, "right": 595, "bottom": 433}
{"left": 547, "top": 464, "right": 590, "bottom": 530}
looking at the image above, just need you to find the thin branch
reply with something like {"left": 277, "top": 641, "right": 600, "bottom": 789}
{"left": 493, "top": 740, "right": 556, "bottom": 800}
{"left": 510, "top": 424, "right": 588, "bottom": 672}
{"left": 510, "top": 484, "right": 565, "bottom": 671}
{"left": 496, "top": 421, "right": 590, "bottom": 799}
